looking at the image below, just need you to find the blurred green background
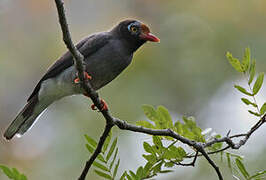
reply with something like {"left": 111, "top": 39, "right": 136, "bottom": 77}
{"left": 1, "top": 0, "right": 266, "bottom": 179}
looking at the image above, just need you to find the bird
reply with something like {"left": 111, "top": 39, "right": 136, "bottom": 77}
{"left": 4, "top": 19, "right": 160, "bottom": 140}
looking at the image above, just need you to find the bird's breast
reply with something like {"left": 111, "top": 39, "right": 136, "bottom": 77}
{"left": 85, "top": 43, "right": 133, "bottom": 90}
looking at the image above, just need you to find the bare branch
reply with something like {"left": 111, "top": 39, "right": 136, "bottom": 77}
{"left": 54, "top": 1, "right": 115, "bottom": 180}
{"left": 172, "top": 151, "right": 199, "bottom": 167}
{"left": 200, "top": 147, "right": 223, "bottom": 180}
{"left": 186, "top": 146, "right": 230, "bottom": 158}
{"left": 204, "top": 114, "right": 266, "bottom": 149}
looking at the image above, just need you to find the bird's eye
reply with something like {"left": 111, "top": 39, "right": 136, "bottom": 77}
{"left": 130, "top": 26, "right": 138, "bottom": 33}
{"left": 128, "top": 24, "right": 138, "bottom": 33}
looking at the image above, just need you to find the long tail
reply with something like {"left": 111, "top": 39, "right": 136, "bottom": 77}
{"left": 4, "top": 96, "right": 46, "bottom": 140}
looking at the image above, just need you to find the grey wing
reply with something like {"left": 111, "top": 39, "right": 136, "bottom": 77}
{"left": 27, "top": 32, "right": 111, "bottom": 101}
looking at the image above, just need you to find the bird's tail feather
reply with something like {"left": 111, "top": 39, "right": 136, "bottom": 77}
{"left": 4, "top": 96, "right": 45, "bottom": 140}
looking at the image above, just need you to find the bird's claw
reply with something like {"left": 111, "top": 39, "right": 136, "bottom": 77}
{"left": 91, "top": 99, "right": 108, "bottom": 111}
{"left": 74, "top": 72, "right": 92, "bottom": 84}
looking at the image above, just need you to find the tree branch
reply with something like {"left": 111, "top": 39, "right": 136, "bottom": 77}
{"left": 54, "top": 1, "right": 115, "bottom": 180}
{"left": 53, "top": 1, "right": 265, "bottom": 180}
{"left": 113, "top": 118, "right": 224, "bottom": 180}
{"left": 204, "top": 114, "right": 266, "bottom": 149}
{"left": 186, "top": 146, "right": 230, "bottom": 158}
{"left": 172, "top": 151, "right": 199, "bottom": 167}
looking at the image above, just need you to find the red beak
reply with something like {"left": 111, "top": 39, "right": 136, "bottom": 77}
{"left": 140, "top": 24, "right": 160, "bottom": 42}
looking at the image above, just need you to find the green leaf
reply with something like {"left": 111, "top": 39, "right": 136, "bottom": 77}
{"left": 94, "top": 170, "right": 112, "bottom": 180}
{"left": 248, "top": 170, "right": 266, "bottom": 180}
{"left": 109, "top": 148, "right": 118, "bottom": 170}
{"left": 175, "top": 147, "right": 187, "bottom": 159}
{"left": 248, "top": 110, "right": 261, "bottom": 117}
{"left": 241, "top": 98, "right": 257, "bottom": 107}
{"left": 136, "top": 121, "right": 155, "bottom": 129}
{"left": 84, "top": 134, "right": 97, "bottom": 148}
{"left": 136, "top": 166, "right": 144, "bottom": 179}
{"left": 229, "top": 153, "right": 244, "bottom": 160}
{"left": 93, "top": 161, "right": 109, "bottom": 172}
{"left": 142, "top": 105, "right": 159, "bottom": 122}
{"left": 226, "top": 52, "right": 244, "bottom": 72}
{"left": 260, "top": 103, "right": 266, "bottom": 115}
{"left": 235, "top": 158, "right": 250, "bottom": 179}
{"left": 143, "top": 154, "right": 157, "bottom": 164}
{"left": 85, "top": 144, "right": 95, "bottom": 154}
{"left": 20, "top": 174, "right": 28, "bottom": 180}
{"left": 0, "top": 165, "right": 14, "bottom": 178}
{"left": 226, "top": 153, "right": 232, "bottom": 172}
{"left": 113, "top": 159, "right": 120, "bottom": 178}
{"left": 125, "top": 172, "right": 133, "bottom": 180}
{"left": 220, "top": 151, "right": 224, "bottom": 162}
{"left": 210, "top": 135, "right": 223, "bottom": 150}
{"left": 152, "top": 136, "right": 163, "bottom": 149}
{"left": 174, "top": 121, "right": 183, "bottom": 135}
{"left": 157, "top": 105, "right": 173, "bottom": 129}
{"left": 234, "top": 85, "right": 252, "bottom": 96}
{"left": 0, "top": 165, "right": 28, "bottom": 180}
{"left": 165, "top": 162, "right": 175, "bottom": 167}
{"left": 253, "top": 72, "right": 264, "bottom": 95}
{"left": 129, "top": 170, "right": 138, "bottom": 179}
{"left": 120, "top": 172, "right": 128, "bottom": 180}
{"left": 106, "top": 138, "right": 117, "bottom": 162}
{"left": 164, "top": 146, "right": 186, "bottom": 161}
{"left": 143, "top": 162, "right": 153, "bottom": 176}
{"left": 160, "top": 170, "right": 174, "bottom": 174}
{"left": 181, "top": 116, "right": 205, "bottom": 142}
{"left": 97, "top": 154, "right": 106, "bottom": 163}
{"left": 248, "top": 59, "right": 256, "bottom": 85}
{"left": 242, "top": 48, "right": 250, "bottom": 72}
{"left": 160, "top": 170, "right": 174, "bottom": 173}
{"left": 143, "top": 142, "right": 154, "bottom": 154}
{"left": 152, "top": 162, "right": 163, "bottom": 174}
{"left": 12, "top": 168, "right": 20, "bottom": 179}
{"left": 103, "top": 131, "right": 112, "bottom": 153}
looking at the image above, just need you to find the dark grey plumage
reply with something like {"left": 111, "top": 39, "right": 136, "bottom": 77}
{"left": 4, "top": 19, "right": 159, "bottom": 140}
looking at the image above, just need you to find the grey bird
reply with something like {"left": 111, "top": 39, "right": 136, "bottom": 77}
{"left": 4, "top": 19, "right": 159, "bottom": 140}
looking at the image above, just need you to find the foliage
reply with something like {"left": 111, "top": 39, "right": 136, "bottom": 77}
{"left": 223, "top": 153, "right": 266, "bottom": 180}
{"left": 226, "top": 48, "right": 265, "bottom": 117}
{"left": 85, "top": 132, "right": 120, "bottom": 180}
{"left": 224, "top": 48, "right": 266, "bottom": 179}
{"left": 120, "top": 105, "right": 224, "bottom": 180}
{"left": 0, "top": 165, "right": 27, "bottom": 180}
{"left": 137, "top": 105, "right": 205, "bottom": 142}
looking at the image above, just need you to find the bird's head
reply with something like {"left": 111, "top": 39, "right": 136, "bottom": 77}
{"left": 112, "top": 19, "right": 160, "bottom": 52}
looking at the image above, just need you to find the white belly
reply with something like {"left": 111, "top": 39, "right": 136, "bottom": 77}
{"left": 38, "top": 66, "right": 81, "bottom": 106}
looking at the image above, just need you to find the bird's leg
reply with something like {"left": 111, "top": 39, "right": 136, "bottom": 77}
{"left": 74, "top": 72, "right": 92, "bottom": 84}
{"left": 83, "top": 93, "right": 108, "bottom": 111}
{"left": 91, "top": 99, "right": 109, "bottom": 111}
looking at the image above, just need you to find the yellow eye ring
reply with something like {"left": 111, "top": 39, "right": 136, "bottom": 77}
{"left": 131, "top": 26, "right": 138, "bottom": 33}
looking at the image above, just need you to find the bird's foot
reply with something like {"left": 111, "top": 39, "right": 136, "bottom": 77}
{"left": 74, "top": 72, "right": 92, "bottom": 84}
{"left": 91, "top": 99, "right": 108, "bottom": 111}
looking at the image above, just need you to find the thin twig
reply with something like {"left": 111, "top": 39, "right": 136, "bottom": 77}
{"left": 204, "top": 114, "right": 266, "bottom": 149}
{"left": 186, "top": 146, "right": 230, "bottom": 158}
{"left": 200, "top": 147, "right": 223, "bottom": 180}
{"left": 173, "top": 151, "right": 199, "bottom": 167}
